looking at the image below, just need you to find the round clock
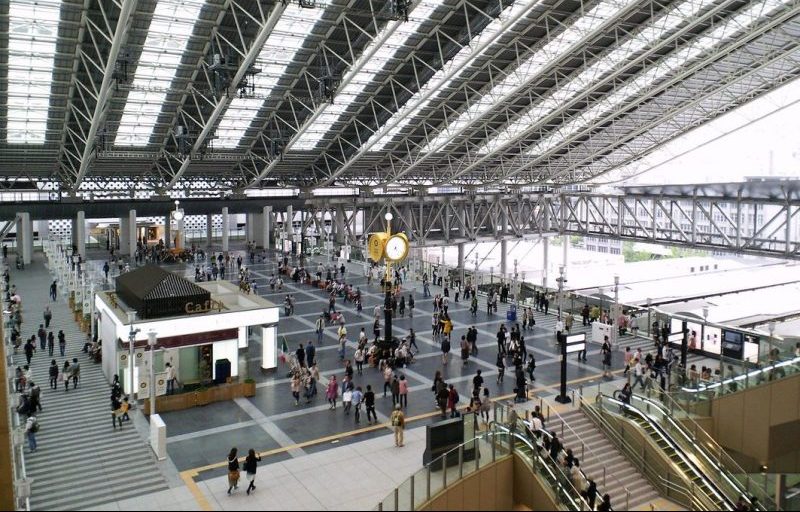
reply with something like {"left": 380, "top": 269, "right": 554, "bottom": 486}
{"left": 385, "top": 233, "right": 409, "bottom": 262}
{"left": 367, "top": 233, "right": 389, "bottom": 262}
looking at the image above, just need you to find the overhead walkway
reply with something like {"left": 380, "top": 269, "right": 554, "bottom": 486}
{"left": 7, "top": 255, "right": 168, "bottom": 510}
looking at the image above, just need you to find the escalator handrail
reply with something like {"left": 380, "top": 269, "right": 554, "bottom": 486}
{"left": 597, "top": 393, "right": 735, "bottom": 511}
{"left": 631, "top": 392, "right": 773, "bottom": 511}
{"left": 680, "top": 355, "right": 800, "bottom": 393}
{"left": 491, "top": 421, "right": 590, "bottom": 511}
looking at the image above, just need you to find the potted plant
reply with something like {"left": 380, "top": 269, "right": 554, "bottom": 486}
{"left": 243, "top": 378, "right": 256, "bottom": 397}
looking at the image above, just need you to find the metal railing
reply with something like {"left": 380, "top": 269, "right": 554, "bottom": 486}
{"left": 576, "top": 391, "right": 718, "bottom": 511}
{"left": 376, "top": 419, "right": 589, "bottom": 511}
{"left": 625, "top": 390, "right": 777, "bottom": 510}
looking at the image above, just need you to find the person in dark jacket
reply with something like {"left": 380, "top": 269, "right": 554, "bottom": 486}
{"left": 48, "top": 360, "right": 58, "bottom": 390}
{"left": 24, "top": 337, "right": 35, "bottom": 365}
{"left": 227, "top": 447, "right": 240, "bottom": 494}
{"left": 243, "top": 448, "right": 261, "bottom": 495}
{"left": 586, "top": 480, "right": 598, "bottom": 510}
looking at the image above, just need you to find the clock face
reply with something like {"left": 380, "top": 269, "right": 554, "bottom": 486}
{"left": 368, "top": 233, "right": 389, "bottom": 262}
{"left": 385, "top": 234, "right": 409, "bottom": 261}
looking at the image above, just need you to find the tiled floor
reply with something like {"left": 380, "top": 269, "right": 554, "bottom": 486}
{"left": 25, "top": 244, "right": 652, "bottom": 510}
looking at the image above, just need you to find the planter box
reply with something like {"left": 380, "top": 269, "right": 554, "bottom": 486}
{"left": 143, "top": 381, "right": 253, "bottom": 414}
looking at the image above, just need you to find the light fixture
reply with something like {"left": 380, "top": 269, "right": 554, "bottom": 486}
{"left": 172, "top": 200, "right": 184, "bottom": 221}
{"left": 384, "top": 212, "right": 393, "bottom": 221}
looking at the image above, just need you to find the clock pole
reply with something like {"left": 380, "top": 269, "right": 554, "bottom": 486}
{"left": 384, "top": 212, "right": 394, "bottom": 346}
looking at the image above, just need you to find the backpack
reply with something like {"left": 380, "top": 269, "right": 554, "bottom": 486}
{"left": 30, "top": 420, "right": 40, "bottom": 433}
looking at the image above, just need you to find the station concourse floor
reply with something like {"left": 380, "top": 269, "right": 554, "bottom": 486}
{"left": 48, "top": 244, "right": 673, "bottom": 510}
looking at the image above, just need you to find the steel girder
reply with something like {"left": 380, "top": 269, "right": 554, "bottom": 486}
{"left": 358, "top": 0, "right": 661, "bottom": 187}
{"left": 389, "top": 0, "right": 743, "bottom": 185}
{"left": 57, "top": 0, "right": 138, "bottom": 190}
{"left": 452, "top": 0, "right": 800, "bottom": 185}
{"left": 539, "top": 25, "right": 800, "bottom": 183}
{"left": 156, "top": 1, "right": 288, "bottom": 190}
{"left": 495, "top": 0, "right": 800, "bottom": 184}
{"left": 305, "top": 0, "right": 561, "bottom": 188}
{"left": 236, "top": 0, "right": 500, "bottom": 188}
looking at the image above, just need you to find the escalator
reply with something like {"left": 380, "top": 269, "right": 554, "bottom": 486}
{"left": 598, "top": 393, "right": 734, "bottom": 511}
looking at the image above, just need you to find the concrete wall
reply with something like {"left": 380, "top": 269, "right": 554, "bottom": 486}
{"left": 711, "top": 373, "right": 800, "bottom": 473}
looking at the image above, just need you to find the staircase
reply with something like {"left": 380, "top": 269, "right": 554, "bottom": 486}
{"left": 8, "top": 256, "right": 168, "bottom": 510}
{"left": 552, "top": 409, "right": 661, "bottom": 510}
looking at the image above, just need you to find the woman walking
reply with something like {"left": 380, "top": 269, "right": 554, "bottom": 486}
{"left": 62, "top": 361, "right": 71, "bottom": 392}
{"left": 243, "top": 449, "right": 261, "bottom": 495}
{"left": 47, "top": 331, "right": 54, "bottom": 357}
{"left": 290, "top": 373, "right": 301, "bottom": 406}
{"left": 399, "top": 374, "right": 409, "bottom": 408}
{"left": 226, "top": 447, "right": 240, "bottom": 494}
{"left": 326, "top": 375, "right": 339, "bottom": 410}
{"left": 58, "top": 330, "right": 66, "bottom": 357}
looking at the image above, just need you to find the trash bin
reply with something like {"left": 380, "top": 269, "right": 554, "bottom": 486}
{"left": 506, "top": 304, "right": 517, "bottom": 322}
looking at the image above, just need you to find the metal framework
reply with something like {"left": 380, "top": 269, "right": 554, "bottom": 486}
{"left": 0, "top": 0, "right": 798, "bottom": 194}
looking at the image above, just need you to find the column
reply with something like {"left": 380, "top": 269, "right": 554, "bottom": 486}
{"left": 500, "top": 239, "right": 508, "bottom": 280}
{"left": 37, "top": 220, "right": 50, "bottom": 241}
{"left": 221, "top": 207, "right": 229, "bottom": 253}
{"left": 260, "top": 325, "right": 278, "bottom": 370}
{"left": 457, "top": 243, "right": 465, "bottom": 285}
{"left": 262, "top": 206, "right": 272, "bottom": 250}
{"left": 128, "top": 210, "right": 137, "bottom": 256}
{"left": 16, "top": 212, "right": 32, "bottom": 264}
{"left": 542, "top": 238, "right": 549, "bottom": 288}
{"left": 176, "top": 217, "right": 185, "bottom": 250}
{"left": 72, "top": 211, "right": 86, "bottom": 257}
{"left": 118, "top": 215, "right": 130, "bottom": 255}
{"left": 285, "top": 205, "right": 293, "bottom": 238}
{"left": 334, "top": 207, "right": 345, "bottom": 245}
{"left": 245, "top": 213, "right": 255, "bottom": 242}
{"left": 205, "top": 214, "right": 213, "bottom": 247}
{"left": 562, "top": 236, "right": 569, "bottom": 282}
{"left": 164, "top": 215, "right": 171, "bottom": 249}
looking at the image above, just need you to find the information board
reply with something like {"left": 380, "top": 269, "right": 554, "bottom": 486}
{"left": 721, "top": 329, "right": 744, "bottom": 359}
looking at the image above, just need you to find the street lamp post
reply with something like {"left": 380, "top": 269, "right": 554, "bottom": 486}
{"left": 557, "top": 265, "right": 566, "bottom": 317}
{"left": 148, "top": 330, "right": 157, "bottom": 417}
{"left": 767, "top": 320, "right": 776, "bottom": 363}
{"left": 126, "top": 311, "right": 139, "bottom": 396}
{"left": 614, "top": 275, "right": 620, "bottom": 305}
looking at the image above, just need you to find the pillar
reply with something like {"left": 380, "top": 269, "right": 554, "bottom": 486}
{"left": 221, "top": 207, "right": 229, "bottom": 252}
{"left": 262, "top": 206, "right": 272, "bottom": 250}
{"left": 37, "top": 220, "right": 50, "bottom": 240}
{"left": 285, "top": 205, "right": 293, "bottom": 238}
{"left": 457, "top": 243, "right": 465, "bottom": 285}
{"left": 260, "top": 325, "right": 278, "bottom": 371}
{"left": 334, "top": 207, "right": 345, "bottom": 245}
{"left": 500, "top": 239, "right": 508, "bottom": 280}
{"left": 118, "top": 215, "right": 129, "bottom": 255}
{"left": 542, "top": 238, "right": 549, "bottom": 289}
{"left": 245, "top": 213, "right": 255, "bottom": 242}
{"left": 205, "top": 214, "right": 213, "bottom": 247}
{"left": 164, "top": 215, "right": 171, "bottom": 249}
{"left": 562, "top": 235, "right": 569, "bottom": 282}
{"left": 128, "top": 210, "right": 136, "bottom": 256}
{"left": 16, "top": 212, "right": 32, "bottom": 264}
{"left": 72, "top": 211, "right": 86, "bottom": 257}
{"left": 176, "top": 217, "right": 185, "bottom": 250}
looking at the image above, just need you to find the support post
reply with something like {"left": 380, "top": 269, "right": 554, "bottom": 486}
{"left": 128, "top": 210, "right": 137, "bottom": 256}
{"left": 119, "top": 215, "right": 130, "bottom": 255}
{"left": 542, "top": 238, "right": 549, "bottom": 289}
{"left": 73, "top": 211, "right": 86, "bottom": 257}
{"left": 457, "top": 243, "right": 465, "bottom": 286}
{"left": 262, "top": 206, "right": 272, "bottom": 250}
{"left": 16, "top": 212, "right": 33, "bottom": 264}
{"left": 206, "top": 214, "right": 213, "bottom": 247}
{"left": 164, "top": 215, "right": 171, "bottom": 249}
{"left": 221, "top": 207, "right": 229, "bottom": 253}
{"left": 500, "top": 239, "right": 508, "bottom": 280}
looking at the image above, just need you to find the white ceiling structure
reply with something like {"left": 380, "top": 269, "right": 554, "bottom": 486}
{"left": 0, "top": 0, "right": 798, "bottom": 197}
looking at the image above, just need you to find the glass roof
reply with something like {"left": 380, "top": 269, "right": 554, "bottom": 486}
{"left": 114, "top": 0, "right": 206, "bottom": 147}
{"left": 415, "top": 0, "right": 638, "bottom": 154}
{"left": 478, "top": 0, "right": 720, "bottom": 155}
{"left": 214, "top": 4, "right": 328, "bottom": 149}
{"left": 519, "top": 0, "right": 789, "bottom": 164}
{"left": 368, "top": 0, "right": 541, "bottom": 151}
{"left": 291, "top": 0, "right": 448, "bottom": 151}
{"left": 6, "top": 0, "right": 63, "bottom": 144}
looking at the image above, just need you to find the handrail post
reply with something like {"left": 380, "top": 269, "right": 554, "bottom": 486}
{"left": 458, "top": 446, "right": 463, "bottom": 480}
{"left": 393, "top": 488, "right": 399, "bottom": 512}
{"left": 410, "top": 475, "right": 415, "bottom": 510}
{"left": 426, "top": 467, "right": 431, "bottom": 501}
{"left": 626, "top": 489, "right": 630, "bottom": 511}
{"left": 443, "top": 458, "right": 447, "bottom": 489}
{"left": 603, "top": 467, "right": 606, "bottom": 488}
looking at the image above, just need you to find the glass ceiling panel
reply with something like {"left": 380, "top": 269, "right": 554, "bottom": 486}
{"left": 413, "top": 0, "right": 638, "bottom": 154}
{"left": 366, "top": 0, "right": 563, "bottom": 151}
{"left": 214, "top": 5, "right": 328, "bottom": 149}
{"left": 290, "top": 0, "right": 448, "bottom": 151}
{"left": 114, "top": 0, "right": 206, "bottom": 147}
{"left": 6, "top": 0, "right": 63, "bottom": 144}
{"left": 478, "top": 0, "right": 720, "bottom": 155}
{"left": 518, "top": 0, "right": 789, "bottom": 164}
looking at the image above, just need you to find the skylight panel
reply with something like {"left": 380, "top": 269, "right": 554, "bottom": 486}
{"left": 214, "top": 5, "right": 328, "bottom": 149}
{"left": 414, "top": 0, "right": 638, "bottom": 154}
{"left": 366, "top": 0, "right": 550, "bottom": 151}
{"left": 114, "top": 0, "right": 206, "bottom": 146}
{"left": 479, "top": 0, "right": 721, "bottom": 155}
{"left": 519, "top": 0, "right": 788, "bottom": 166}
{"left": 290, "top": 0, "right": 449, "bottom": 151}
{"left": 6, "top": 0, "right": 63, "bottom": 144}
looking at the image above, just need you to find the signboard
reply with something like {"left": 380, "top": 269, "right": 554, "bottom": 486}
{"left": 155, "top": 372, "right": 168, "bottom": 396}
{"left": 119, "top": 352, "right": 129, "bottom": 369}
{"left": 137, "top": 378, "right": 150, "bottom": 399}
{"left": 134, "top": 348, "right": 145, "bottom": 367}
{"left": 668, "top": 332, "right": 685, "bottom": 344}
{"left": 721, "top": 329, "right": 745, "bottom": 360}
{"left": 591, "top": 322, "right": 613, "bottom": 344}
{"left": 565, "top": 333, "right": 586, "bottom": 354}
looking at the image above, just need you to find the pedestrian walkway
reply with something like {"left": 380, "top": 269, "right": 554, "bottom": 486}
{"left": 8, "top": 255, "right": 168, "bottom": 510}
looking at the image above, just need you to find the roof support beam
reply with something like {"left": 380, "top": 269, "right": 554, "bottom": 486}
{"left": 69, "top": 0, "right": 138, "bottom": 191}
{"left": 164, "top": 2, "right": 288, "bottom": 190}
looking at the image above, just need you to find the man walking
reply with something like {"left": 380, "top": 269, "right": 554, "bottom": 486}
{"left": 71, "top": 358, "right": 80, "bottom": 389}
{"left": 43, "top": 306, "right": 52, "bottom": 329}
{"left": 166, "top": 363, "right": 177, "bottom": 395}
{"left": 390, "top": 404, "right": 405, "bottom": 447}
{"left": 364, "top": 385, "right": 377, "bottom": 425}
{"left": 49, "top": 280, "right": 57, "bottom": 301}
{"left": 37, "top": 324, "right": 47, "bottom": 351}
{"left": 305, "top": 341, "right": 316, "bottom": 368}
